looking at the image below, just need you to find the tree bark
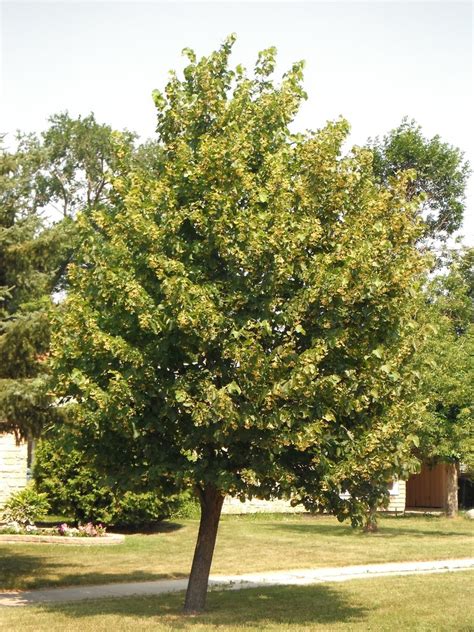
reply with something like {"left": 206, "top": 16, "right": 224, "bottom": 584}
{"left": 363, "top": 503, "right": 379, "bottom": 533}
{"left": 445, "top": 462, "right": 459, "bottom": 517}
{"left": 183, "top": 484, "right": 225, "bottom": 614}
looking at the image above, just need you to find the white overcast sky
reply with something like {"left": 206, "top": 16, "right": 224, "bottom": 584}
{"left": 1, "top": 0, "right": 473, "bottom": 242}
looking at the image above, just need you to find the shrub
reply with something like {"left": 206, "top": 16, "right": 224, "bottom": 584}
{"left": 169, "top": 492, "right": 201, "bottom": 519}
{"left": 1, "top": 484, "right": 50, "bottom": 527}
{"left": 111, "top": 491, "right": 171, "bottom": 528}
{"left": 34, "top": 427, "right": 188, "bottom": 527}
{"left": 33, "top": 431, "right": 115, "bottom": 523}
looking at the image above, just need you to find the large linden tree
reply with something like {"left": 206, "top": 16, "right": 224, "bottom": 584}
{"left": 53, "top": 37, "right": 427, "bottom": 612}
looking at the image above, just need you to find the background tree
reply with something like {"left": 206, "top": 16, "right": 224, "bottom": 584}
{"left": 416, "top": 247, "right": 474, "bottom": 516}
{"left": 52, "top": 38, "right": 428, "bottom": 613}
{"left": 0, "top": 114, "right": 134, "bottom": 437}
{"left": 0, "top": 138, "right": 60, "bottom": 436}
{"left": 363, "top": 120, "right": 470, "bottom": 523}
{"left": 17, "top": 112, "right": 136, "bottom": 219}
{"left": 369, "top": 119, "right": 470, "bottom": 241}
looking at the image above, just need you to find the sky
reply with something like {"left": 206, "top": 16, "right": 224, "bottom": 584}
{"left": 1, "top": 0, "right": 473, "bottom": 242}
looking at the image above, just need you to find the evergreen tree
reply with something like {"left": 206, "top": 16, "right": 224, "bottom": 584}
{"left": 0, "top": 139, "right": 57, "bottom": 436}
{"left": 0, "top": 114, "right": 135, "bottom": 437}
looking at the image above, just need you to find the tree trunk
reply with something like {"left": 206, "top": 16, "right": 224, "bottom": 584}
{"left": 183, "top": 484, "right": 224, "bottom": 614}
{"left": 445, "top": 462, "right": 459, "bottom": 517}
{"left": 363, "top": 503, "right": 379, "bottom": 533}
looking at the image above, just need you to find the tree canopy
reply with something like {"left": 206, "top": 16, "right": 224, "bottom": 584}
{"left": 52, "top": 37, "right": 429, "bottom": 612}
{"left": 0, "top": 113, "right": 134, "bottom": 437}
{"left": 370, "top": 119, "right": 470, "bottom": 241}
{"left": 417, "top": 247, "right": 474, "bottom": 470}
{"left": 0, "top": 138, "right": 59, "bottom": 436}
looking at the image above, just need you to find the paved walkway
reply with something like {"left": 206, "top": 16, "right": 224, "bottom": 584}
{"left": 1, "top": 558, "right": 473, "bottom": 607}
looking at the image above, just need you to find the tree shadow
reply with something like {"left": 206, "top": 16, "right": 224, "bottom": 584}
{"left": 0, "top": 548, "right": 68, "bottom": 590}
{"left": 34, "top": 519, "right": 186, "bottom": 534}
{"left": 258, "top": 521, "right": 472, "bottom": 538}
{"left": 40, "top": 584, "right": 368, "bottom": 628}
{"left": 115, "top": 520, "right": 184, "bottom": 535}
{"left": 0, "top": 547, "right": 186, "bottom": 591}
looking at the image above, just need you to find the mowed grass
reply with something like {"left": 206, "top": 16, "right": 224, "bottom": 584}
{"left": 1, "top": 571, "right": 473, "bottom": 631}
{"left": 1, "top": 513, "right": 473, "bottom": 590}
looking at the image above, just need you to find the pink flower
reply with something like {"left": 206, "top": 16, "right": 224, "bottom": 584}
{"left": 58, "top": 523, "right": 69, "bottom": 536}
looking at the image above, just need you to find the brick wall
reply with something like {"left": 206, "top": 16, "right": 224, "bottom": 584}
{"left": 0, "top": 434, "right": 28, "bottom": 507}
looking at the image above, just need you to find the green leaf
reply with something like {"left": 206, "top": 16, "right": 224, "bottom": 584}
{"left": 175, "top": 390, "right": 187, "bottom": 403}
{"left": 181, "top": 47, "right": 196, "bottom": 62}
{"left": 408, "top": 434, "right": 420, "bottom": 448}
{"left": 225, "top": 381, "right": 242, "bottom": 395}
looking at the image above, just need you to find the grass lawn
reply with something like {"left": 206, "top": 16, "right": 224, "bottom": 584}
{"left": 2, "top": 571, "right": 473, "bottom": 631}
{"left": 0, "top": 513, "right": 473, "bottom": 591}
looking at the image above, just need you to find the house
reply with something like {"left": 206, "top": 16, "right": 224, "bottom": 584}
{"left": 223, "top": 472, "right": 470, "bottom": 515}
{"left": 222, "top": 480, "right": 407, "bottom": 514}
{"left": 0, "top": 434, "right": 31, "bottom": 507}
{"left": 406, "top": 461, "right": 462, "bottom": 514}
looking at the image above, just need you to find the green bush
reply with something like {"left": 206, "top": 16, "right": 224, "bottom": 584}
{"left": 33, "top": 433, "right": 115, "bottom": 524}
{"left": 169, "top": 492, "right": 200, "bottom": 519}
{"left": 1, "top": 484, "right": 50, "bottom": 526}
{"left": 112, "top": 491, "right": 171, "bottom": 527}
{"left": 34, "top": 427, "right": 188, "bottom": 527}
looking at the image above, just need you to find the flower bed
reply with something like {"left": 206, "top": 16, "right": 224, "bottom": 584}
{"left": 0, "top": 532, "right": 125, "bottom": 545}
{"left": 0, "top": 521, "right": 125, "bottom": 545}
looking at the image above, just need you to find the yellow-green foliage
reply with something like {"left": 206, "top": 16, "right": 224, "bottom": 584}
{"left": 52, "top": 37, "right": 429, "bottom": 524}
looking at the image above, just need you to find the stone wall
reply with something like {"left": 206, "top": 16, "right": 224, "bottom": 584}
{"left": 222, "top": 496, "right": 305, "bottom": 514}
{"left": 222, "top": 480, "right": 407, "bottom": 515}
{"left": 0, "top": 434, "right": 28, "bottom": 507}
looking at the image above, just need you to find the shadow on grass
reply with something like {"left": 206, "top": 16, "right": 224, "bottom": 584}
{"left": 34, "top": 519, "right": 186, "bottom": 534}
{"left": 40, "top": 584, "right": 368, "bottom": 628}
{"left": 116, "top": 521, "right": 185, "bottom": 535}
{"left": 0, "top": 548, "right": 77, "bottom": 590}
{"left": 0, "top": 547, "right": 186, "bottom": 591}
{"left": 257, "top": 520, "right": 472, "bottom": 539}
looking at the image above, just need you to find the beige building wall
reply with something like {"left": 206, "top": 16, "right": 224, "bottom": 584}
{"left": 0, "top": 434, "right": 28, "bottom": 508}
{"left": 222, "top": 496, "right": 305, "bottom": 514}
{"left": 386, "top": 479, "right": 406, "bottom": 513}
{"left": 222, "top": 480, "right": 407, "bottom": 515}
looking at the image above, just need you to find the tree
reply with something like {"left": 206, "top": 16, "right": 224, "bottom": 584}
{"left": 52, "top": 37, "right": 427, "bottom": 613}
{"left": 417, "top": 247, "right": 474, "bottom": 516}
{"left": 370, "top": 119, "right": 470, "bottom": 241}
{"left": 362, "top": 121, "right": 470, "bottom": 524}
{"left": 0, "top": 139, "right": 60, "bottom": 437}
{"left": 0, "top": 114, "right": 135, "bottom": 437}
{"left": 18, "top": 112, "right": 136, "bottom": 220}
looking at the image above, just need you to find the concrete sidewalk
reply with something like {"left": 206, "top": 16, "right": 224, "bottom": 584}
{"left": 1, "top": 558, "right": 473, "bottom": 607}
